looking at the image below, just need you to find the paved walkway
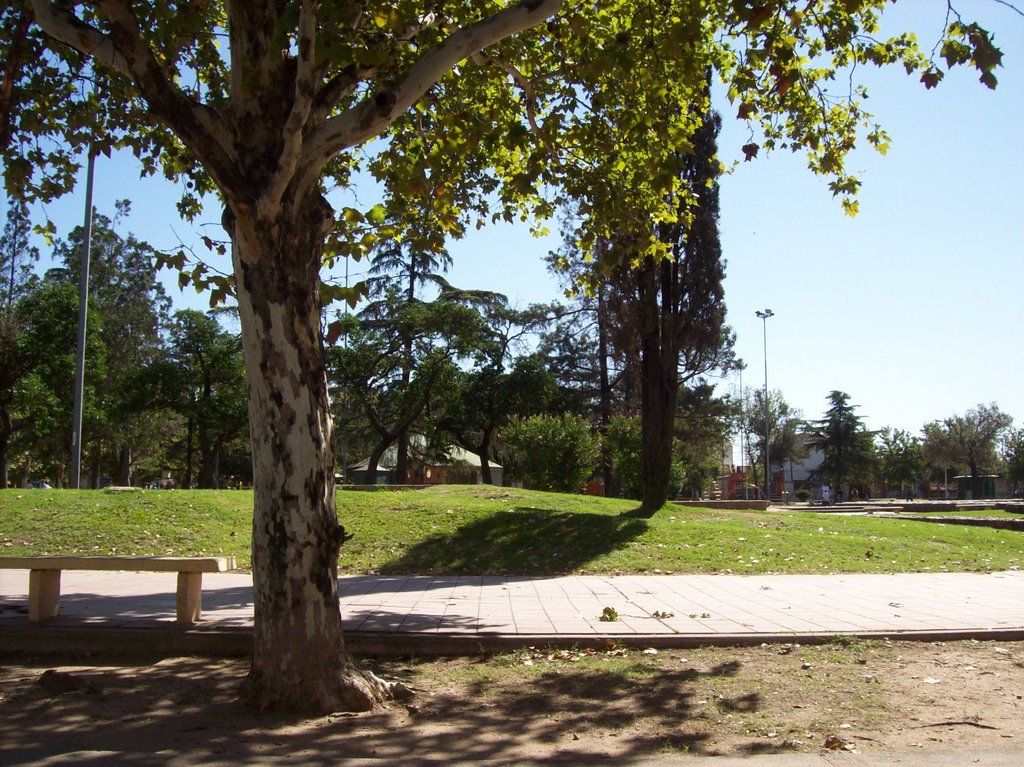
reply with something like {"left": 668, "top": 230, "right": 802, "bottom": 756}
{"left": 2, "top": 569, "right": 1023, "bottom": 652}
{"left": 3, "top": 569, "right": 1024, "bottom": 766}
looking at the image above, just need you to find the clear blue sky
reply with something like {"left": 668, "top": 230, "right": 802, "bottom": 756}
{"left": 711, "top": 0, "right": 1024, "bottom": 435}
{"left": 8, "top": 1, "right": 1022, "bottom": 438}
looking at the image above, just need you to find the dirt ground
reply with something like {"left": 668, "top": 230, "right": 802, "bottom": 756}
{"left": 1, "top": 639, "right": 1022, "bottom": 764}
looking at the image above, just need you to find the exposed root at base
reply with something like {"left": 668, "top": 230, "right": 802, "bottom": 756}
{"left": 366, "top": 670, "right": 415, "bottom": 703}
{"left": 242, "top": 663, "right": 412, "bottom": 714}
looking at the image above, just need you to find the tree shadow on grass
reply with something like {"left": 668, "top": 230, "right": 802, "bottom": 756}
{"left": 620, "top": 503, "right": 677, "bottom": 520}
{"left": 378, "top": 506, "right": 649, "bottom": 575}
{"left": 621, "top": 506, "right": 656, "bottom": 520}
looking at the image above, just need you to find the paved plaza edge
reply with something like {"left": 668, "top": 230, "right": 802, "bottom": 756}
{"left": 2, "top": 570, "right": 1022, "bottom": 657}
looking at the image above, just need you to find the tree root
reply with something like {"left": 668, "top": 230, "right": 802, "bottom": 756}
{"left": 366, "top": 670, "right": 415, "bottom": 702}
{"left": 912, "top": 720, "right": 999, "bottom": 730}
{"left": 241, "top": 660, "right": 413, "bottom": 714}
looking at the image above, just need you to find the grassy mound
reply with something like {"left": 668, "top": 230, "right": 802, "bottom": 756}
{"left": 1, "top": 485, "right": 1021, "bottom": 574}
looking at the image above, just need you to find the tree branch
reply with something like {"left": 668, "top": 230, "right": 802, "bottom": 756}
{"left": 991, "top": 0, "right": 1024, "bottom": 17}
{"left": 397, "top": 12, "right": 444, "bottom": 43}
{"left": 259, "top": 0, "right": 319, "bottom": 217}
{"left": 470, "top": 51, "right": 560, "bottom": 165}
{"left": 31, "top": 1, "right": 242, "bottom": 193}
{"left": 305, "top": 0, "right": 562, "bottom": 167}
{"left": 30, "top": 0, "right": 132, "bottom": 77}
{"left": 312, "top": 65, "right": 377, "bottom": 122}
{"left": 311, "top": 12, "right": 442, "bottom": 122}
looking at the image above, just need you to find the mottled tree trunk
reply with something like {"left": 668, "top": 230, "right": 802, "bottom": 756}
{"left": 230, "top": 196, "right": 386, "bottom": 712}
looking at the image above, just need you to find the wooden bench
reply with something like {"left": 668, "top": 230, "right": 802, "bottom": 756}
{"left": 0, "top": 555, "right": 236, "bottom": 625}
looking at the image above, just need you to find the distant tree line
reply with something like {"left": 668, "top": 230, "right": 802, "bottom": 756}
{"left": 738, "top": 386, "right": 1019, "bottom": 500}
{"left": 2, "top": 100, "right": 742, "bottom": 504}
{"left": 1, "top": 193, "right": 742, "bottom": 500}
{"left": 0, "top": 202, "right": 248, "bottom": 489}
{"left": 4, "top": 198, "right": 1015, "bottom": 500}
{"left": 328, "top": 192, "right": 738, "bottom": 504}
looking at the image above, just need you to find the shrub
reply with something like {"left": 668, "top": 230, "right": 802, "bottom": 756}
{"left": 604, "top": 415, "right": 684, "bottom": 501}
{"left": 503, "top": 414, "right": 600, "bottom": 493}
{"left": 604, "top": 415, "right": 643, "bottom": 500}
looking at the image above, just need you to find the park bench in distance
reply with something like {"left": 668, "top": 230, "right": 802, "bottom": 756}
{"left": 0, "top": 555, "right": 236, "bottom": 625}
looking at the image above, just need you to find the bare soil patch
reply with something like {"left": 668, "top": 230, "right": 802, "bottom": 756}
{"left": 1, "top": 639, "right": 1022, "bottom": 764}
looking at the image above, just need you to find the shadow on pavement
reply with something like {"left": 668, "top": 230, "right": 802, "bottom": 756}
{"left": 1, "top": 586, "right": 257, "bottom": 627}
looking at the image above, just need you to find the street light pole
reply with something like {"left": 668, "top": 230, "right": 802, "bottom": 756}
{"left": 756, "top": 309, "right": 774, "bottom": 500}
{"left": 70, "top": 147, "right": 96, "bottom": 490}
{"left": 738, "top": 367, "right": 749, "bottom": 500}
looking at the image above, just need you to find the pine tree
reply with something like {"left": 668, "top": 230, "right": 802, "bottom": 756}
{"left": 811, "top": 391, "right": 876, "bottom": 495}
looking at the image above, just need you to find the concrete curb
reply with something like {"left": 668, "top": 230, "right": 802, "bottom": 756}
{"left": 14, "top": 747, "right": 1024, "bottom": 766}
{"left": 4, "top": 623, "right": 1024, "bottom": 659}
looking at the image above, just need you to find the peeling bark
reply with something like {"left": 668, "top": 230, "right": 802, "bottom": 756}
{"left": 29, "top": 0, "right": 564, "bottom": 715}
{"left": 231, "top": 195, "right": 385, "bottom": 712}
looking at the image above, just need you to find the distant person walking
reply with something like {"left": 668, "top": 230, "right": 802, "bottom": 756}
{"left": 821, "top": 484, "right": 833, "bottom": 505}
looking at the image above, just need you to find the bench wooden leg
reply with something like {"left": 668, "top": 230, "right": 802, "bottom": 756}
{"left": 28, "top": 569, "right": 61, "bottom": 622}
{"left": 176, "top": 572, "right": 203, "bottom": 624}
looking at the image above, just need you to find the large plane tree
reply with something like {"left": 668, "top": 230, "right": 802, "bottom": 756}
{"left": 3, "top": 0, "right": 1006, "bottom": 713}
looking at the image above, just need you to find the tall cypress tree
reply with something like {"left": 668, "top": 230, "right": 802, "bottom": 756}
{"left": 606, "top": 95, "right": 733, "bottom": 513}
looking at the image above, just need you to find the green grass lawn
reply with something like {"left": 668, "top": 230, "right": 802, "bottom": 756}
{"left": 891, "top": 508, "right": 1024, "bottom": 518}
{"left": 1, "top": 485, "right": 1021, "bottom": 575}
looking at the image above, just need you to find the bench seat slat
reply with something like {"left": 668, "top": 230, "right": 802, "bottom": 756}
{"left": 0, "top": 555, "right": 235, "bottom": 573}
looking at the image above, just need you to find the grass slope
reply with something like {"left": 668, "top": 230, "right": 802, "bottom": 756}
{"left": 1, "top": 485, "right": 1021, "bottom": 575}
